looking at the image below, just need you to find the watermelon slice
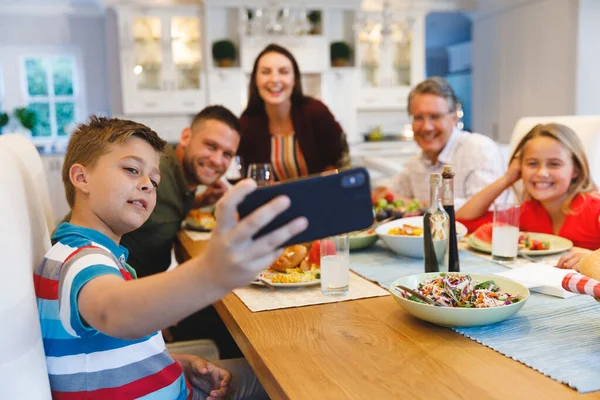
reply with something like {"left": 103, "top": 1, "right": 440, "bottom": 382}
{"left": 472, "top": 222, "right": 493, "bottom": 244}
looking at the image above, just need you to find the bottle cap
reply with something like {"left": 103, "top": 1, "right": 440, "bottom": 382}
{"left": 442, "top": 165, "right": 453, "bottom": 174}
{"left": 430, "top": 173, "right": 441, "bottom": 185}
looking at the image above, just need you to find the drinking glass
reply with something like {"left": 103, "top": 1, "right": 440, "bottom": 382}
{"left": 225, "top": 156, "right": 245, "bottom": 185}
{"left": 247, "top": 163, "right": 274, "bottom": 187}
{"left": 492, "top": 203, "right": 521, "bottom": 262}
{"left": 320, "top": 234, "right": 350, "bottom": 296}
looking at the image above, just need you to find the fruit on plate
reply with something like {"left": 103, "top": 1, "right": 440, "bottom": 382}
{"left": 472, "top": 222, "right": 493, "bottom": 244}
{"left": 373, "top": 194, "right": 426, "bottom": 221}
{"left": 472, "top": 223, "right": 551, "bottom": 251}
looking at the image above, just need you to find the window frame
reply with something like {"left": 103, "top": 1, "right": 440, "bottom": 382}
{"left": 18, "top": 47, "right": 86, "bottom": 151}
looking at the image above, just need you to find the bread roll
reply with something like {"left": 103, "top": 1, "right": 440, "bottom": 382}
{"left": 578, "top": 249, "right": 600, "bottom": 281}
{"left": 269, "top": 245, "right": 308, "bottom": 272}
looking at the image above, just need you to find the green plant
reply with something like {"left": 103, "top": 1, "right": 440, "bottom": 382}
{"left": 212, "top": 39, "right": 236, "bottom": 62}
{"left": 0, "top": 112, "right": 8, "bottom": 129}
{"left": 14, "top": 107, "right": 37, "bottom": 130}
{"left": 307, "top": 10, "right": 321, "bottom": 24}
{"left": 331, "top": 41, "right": 352, "bottom": 61}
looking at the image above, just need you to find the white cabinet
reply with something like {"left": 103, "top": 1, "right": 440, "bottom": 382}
{"left": 40, "top": 154, "right": 70, "bottom": 226}
{"left": 116, "top": 5, "right": 207, "bottom": 115}
{"left": 322, "top": 68, "right": 359, "bottom": 143}
{"left": 207, "top": 68, "right": 246, "bottom": 116}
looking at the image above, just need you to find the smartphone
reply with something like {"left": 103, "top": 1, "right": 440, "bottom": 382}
{"left": 237, "top": 167, "right": 374, "bottom": 246}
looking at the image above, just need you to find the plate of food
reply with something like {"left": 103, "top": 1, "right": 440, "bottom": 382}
{"left": 468, "top": 223, "right": 573, "bottom": 256}
{"left": 184, "top": 209, "right": 216, "bottom": 232}
{"left": 252, "top": 244, "right": 321, "bottom": 288}
{"left": 390, "top": 272, "right": 529, "bottom": 327}
{"left": 349, "top": 228, "right": 378, "bottom": 250}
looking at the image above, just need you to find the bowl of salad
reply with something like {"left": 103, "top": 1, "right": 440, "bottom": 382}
{"left": 376, "top": 216, "right": 468, "bottom": 258}
{"left": 390, "top": 272, "right": 529, "bottom": 327}
{"left": 349, "top": 228, "right": 379, "bottom": 250}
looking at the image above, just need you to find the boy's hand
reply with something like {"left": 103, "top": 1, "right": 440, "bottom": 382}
{"left": 188, "top": 358, "right": 231, "bottom": 400}
{"left": 203, "top": 179, "right": 308, "bottom": 289}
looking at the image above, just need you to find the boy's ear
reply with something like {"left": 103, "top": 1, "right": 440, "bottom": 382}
{"left": 180, "top": 127, "right": 192, "bottom": 147}
{"left": 70, "top": 163, "right": 91, "bottom": 194}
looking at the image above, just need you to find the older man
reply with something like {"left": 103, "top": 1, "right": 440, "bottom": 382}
{"left": 375, "top": 77, "right": 504, "bottom": 208}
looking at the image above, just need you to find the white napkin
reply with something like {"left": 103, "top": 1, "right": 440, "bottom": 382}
{"left": 495, "top": 263, "right": 578, "bottom": 298}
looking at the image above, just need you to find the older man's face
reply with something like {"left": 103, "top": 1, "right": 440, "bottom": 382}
{"left": 410, "top": 94, "right": 458, "bottom": 162}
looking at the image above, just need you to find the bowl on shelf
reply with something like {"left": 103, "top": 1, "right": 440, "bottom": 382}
{"left": 390, "top": 272, "right": 530, "bottom": 327}
{"left": 375, "top": 216, "right": 467, "bottom": 258}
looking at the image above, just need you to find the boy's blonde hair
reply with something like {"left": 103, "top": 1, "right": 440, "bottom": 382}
{"left": 62, "top": 116, "right": 167, "bottom": 208}
{"left": 511, "top": 123, "right": 597, "bottom": 213}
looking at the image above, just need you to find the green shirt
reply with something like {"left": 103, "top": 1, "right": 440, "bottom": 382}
{"left": 120, "top": 146, "right": 195, "bottom": 277}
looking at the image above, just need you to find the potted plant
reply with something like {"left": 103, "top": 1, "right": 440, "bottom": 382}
{"left": 14, "top": 107, "right": 37, "bottom": 133}
{"left": 307, "top": 10, "right": 321, "bottom": 34}
{"left": 212, "top": 39, "right": 236, "bottom": 68}
{"left": 0, "top": 112, "right": 8, "bottom": 134}
{"left": 330, "top": 41, "right": 352, "bottom": 67}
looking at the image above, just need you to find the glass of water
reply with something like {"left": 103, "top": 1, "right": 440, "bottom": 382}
{"left": 320, "top": 234, "right": 350, "bottom": 296}
{"left": 491, "top": 203, "right": 521, "bottom": 262}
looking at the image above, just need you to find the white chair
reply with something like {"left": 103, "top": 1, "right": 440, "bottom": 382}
{"left": 0, "top": 133, "right": 56, "bottom": 233}
{"left": 509, "top": 116, "right": 600, "bottom": 185}
{"left": 0, "top": 145, "right": 52, "bottom": 399}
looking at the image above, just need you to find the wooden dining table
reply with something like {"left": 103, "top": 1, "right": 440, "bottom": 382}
{"left": 177, "top": 232, "right": 600, "bottom": 400}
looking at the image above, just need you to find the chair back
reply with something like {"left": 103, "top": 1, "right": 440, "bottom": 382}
{"left": 0, "top": 133, "right": 56, "bottom": 232}
{"left": 509, "top": 116, "right": 600, "bottom": 185}
{"left": 0, "top": 145, "right": 52, "bottom": 398}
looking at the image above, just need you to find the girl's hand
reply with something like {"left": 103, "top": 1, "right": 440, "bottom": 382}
{"left": 556, "top": 251, "right": 587, "bottom": 271}
{"left": 504, "top": 157, "right": 521, "bottom": 186}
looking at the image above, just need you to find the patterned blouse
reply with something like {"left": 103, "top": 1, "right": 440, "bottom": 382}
{"left": 270, "top": 133, "right": 309, "bottom": 181}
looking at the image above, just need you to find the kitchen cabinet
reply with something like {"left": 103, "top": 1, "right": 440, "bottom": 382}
{"left": 207, "top": 68, "right": 246, "bottom": 116}
{"left": 115, "top": 5, "right": 207, "bottom": 115}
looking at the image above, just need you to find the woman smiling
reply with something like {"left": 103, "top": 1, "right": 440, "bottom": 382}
{"left": 238, "top": 44, "right": 350, "bottom": 181}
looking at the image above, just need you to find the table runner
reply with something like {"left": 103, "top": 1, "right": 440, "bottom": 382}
{"left": 350, "top": 243, "right": 600, "bottom": 393}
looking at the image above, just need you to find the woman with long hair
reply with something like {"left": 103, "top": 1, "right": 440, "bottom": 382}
{"left": 238, "top": 43, "right": 350, "bottom": 181}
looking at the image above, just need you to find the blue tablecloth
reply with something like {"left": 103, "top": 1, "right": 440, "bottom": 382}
{"left": 350, "top": 243, "right": 600, "bottom": 393}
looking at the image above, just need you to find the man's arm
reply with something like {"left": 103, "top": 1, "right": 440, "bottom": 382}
{"left": 193, "top": 180, "right": 228, "bottom": 208}
{"left": 77, "top": 180, "right": 308, "bottom": 340}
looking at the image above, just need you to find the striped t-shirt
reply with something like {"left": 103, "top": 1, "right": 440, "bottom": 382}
{"left": 35, "top": 223, "right": 191, "bottom": 399}
{"left": 270, "top": 133, "right": 309, "bottom": 181}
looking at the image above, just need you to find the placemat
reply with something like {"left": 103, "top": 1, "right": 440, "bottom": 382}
{"left": 349, "top": 243, "right": 600, "bottom": 393}
{"left": 232, "top": 272, "right": 389, "bottom": 312}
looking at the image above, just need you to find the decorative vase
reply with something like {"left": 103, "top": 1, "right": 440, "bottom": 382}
{"left": 217, "top": 59, "right": 233, "bottom": 68}
{"left": 332, "top": 58, "right": 347, "bottom": 67}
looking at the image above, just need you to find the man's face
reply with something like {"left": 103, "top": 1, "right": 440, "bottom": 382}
{"left": 410, "top": 94, "right": 458, "bottom": 162}
{"left": 178, "top": 119, "right": 240, "bottom": 186}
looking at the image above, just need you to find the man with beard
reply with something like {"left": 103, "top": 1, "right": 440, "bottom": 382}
{"left": 373, "top": 77, "right": 504, "bottom": 209}
{"left": 120, "top": 105, "right": 242, "bottom": 357}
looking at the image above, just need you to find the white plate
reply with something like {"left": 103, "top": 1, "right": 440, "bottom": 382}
{"left": 251, "top": 270, "right": 321, "bottom": 288}
{"left": 467, "top": 232, "right": 573, "bottom": 256}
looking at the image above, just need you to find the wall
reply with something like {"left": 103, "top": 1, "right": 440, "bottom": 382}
{"left": 0, "top": 12, "right": 110, "bottom": 117}
{"left": 575, "top": 0, "right": 600, "bottom": 115}
{"left": 472, "top": 0, "right": 578, "bottom": 143}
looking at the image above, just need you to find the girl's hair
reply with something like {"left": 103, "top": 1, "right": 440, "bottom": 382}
{"left": 243, "top": 43, "right": 306, "bottom": 116}
{"left": 510, "top": 123, "right": 597, "bottom": 213}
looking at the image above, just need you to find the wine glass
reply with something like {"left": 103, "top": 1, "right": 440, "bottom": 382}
{"left": 225, "top": 156, "right": 245, "bottom": 185}
{"left": 247, "top": 163, "right": 274, "bottom": 187}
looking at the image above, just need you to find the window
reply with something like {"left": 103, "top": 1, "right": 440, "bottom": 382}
{"left": 21, "top": 54, "right": 81, "bottom": 141}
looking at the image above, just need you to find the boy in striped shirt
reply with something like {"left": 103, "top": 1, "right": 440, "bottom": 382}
{"left": 35, "top": 116, "right": 307, "bottom": 399}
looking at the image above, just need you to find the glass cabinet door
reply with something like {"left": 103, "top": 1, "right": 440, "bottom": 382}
{"left": 132, "top": 16, "right": 163, "bottom": 91}
{"left": 358, "top": 20, "right": 412, "bottom": 87}
{"left": 170, "top": 16, "right": 201, "bottom": 90}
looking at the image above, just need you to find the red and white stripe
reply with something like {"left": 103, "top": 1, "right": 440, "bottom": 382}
{"left": 561, "top": 273, "right": 600, "bottom": 298}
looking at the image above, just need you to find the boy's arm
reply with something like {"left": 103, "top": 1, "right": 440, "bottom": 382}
{"left": 78, "top": 180, "right": 308, "bottom": 339}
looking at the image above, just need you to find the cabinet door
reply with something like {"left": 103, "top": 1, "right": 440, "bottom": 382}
{"left": 120, "top": 12, "right": 169, "bottom": 114}
{"left": 322, "top": 69, "right": 358, "bottom": 143}
{"left": 208, "top": 70, "right": 244, "bottom": 116}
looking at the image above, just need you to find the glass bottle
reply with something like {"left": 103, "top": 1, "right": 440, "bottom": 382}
{"left": 442, "top": 165, "right": 460, "bottom": 272}
{"left": 423, "top": 173, "right": 449, "bottom": 273}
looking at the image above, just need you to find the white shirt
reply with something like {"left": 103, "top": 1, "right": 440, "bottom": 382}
{"left": 388, "top": 128, "right": 505, "bottom": 209}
